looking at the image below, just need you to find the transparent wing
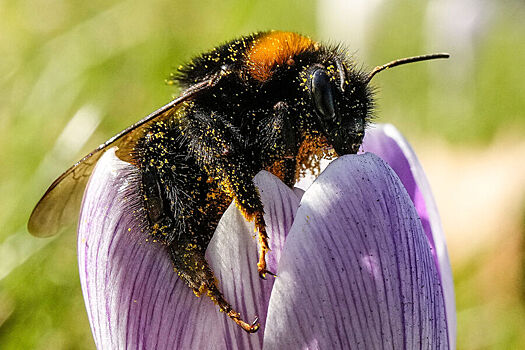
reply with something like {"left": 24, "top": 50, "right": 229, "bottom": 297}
{"left": 28, "top": 80, "right": 212, "bottom": 237}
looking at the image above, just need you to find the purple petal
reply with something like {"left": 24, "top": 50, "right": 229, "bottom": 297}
{"left": 78, "top": 149, "right": 223, "bottom": 349}
{"left": 362, "top": 124, "right": 456, "bottom": 347}
{"left": 263, "top": 153, "right": 449, "bottom": 349}
{"left": 78, "top": 149, "right": 300, "bottom": 349}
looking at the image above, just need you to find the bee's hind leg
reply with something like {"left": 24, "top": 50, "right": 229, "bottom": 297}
{"left": 168, "top": 241, "right": 260, "bottom": 333}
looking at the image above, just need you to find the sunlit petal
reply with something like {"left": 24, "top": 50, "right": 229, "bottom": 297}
{"left": 263, "top": 153, "right": 449, "bottom": 349}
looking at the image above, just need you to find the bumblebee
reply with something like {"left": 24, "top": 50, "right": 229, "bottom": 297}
{"left": 28, "top": 31, "right": 448, "bottom": 332}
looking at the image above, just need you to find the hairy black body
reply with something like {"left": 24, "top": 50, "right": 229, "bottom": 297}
{"left": 128, "top": 32, "right": 373, "bottom": 331}
{"left": 28, "top": 31, "right": 448, "bottom": 332}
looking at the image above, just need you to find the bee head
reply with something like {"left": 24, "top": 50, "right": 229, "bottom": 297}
{"left": 304, "top": 52, "right": 449, "bottom": 155}
{"left": 305, "top": 58, "right": 371, "bottom": 155}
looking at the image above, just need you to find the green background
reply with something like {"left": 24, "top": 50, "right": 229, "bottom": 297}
{"left": 1, "top": 0, "right": 524, "bottom": 348}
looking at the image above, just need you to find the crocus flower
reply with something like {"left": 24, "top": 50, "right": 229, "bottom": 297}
{"left": 78, "top": 124, "right": 455, "bottom": 349}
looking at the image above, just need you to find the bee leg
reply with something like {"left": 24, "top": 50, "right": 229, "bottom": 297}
{"left": 168, "top": 241, "right": 260, "bottom": 333}
{"left": 208, "top": 283, "right": 260, "bottom": 333}
{"left": 227, "top": 178, "right": 275, "bottom": 279}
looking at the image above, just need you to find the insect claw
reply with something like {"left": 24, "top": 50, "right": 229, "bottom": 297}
{"left": 258, "top": 268, "right": 277, "bottom": 280}
{"left": 266, "top": 270, "right": 277, "bottom": 277}
{"left": 259, "top": 270, "right": 267, "bottom": 280}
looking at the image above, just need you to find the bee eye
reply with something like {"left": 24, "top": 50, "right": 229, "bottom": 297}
{"left": 310, "top": 68, "right": 335, "bottom": 120}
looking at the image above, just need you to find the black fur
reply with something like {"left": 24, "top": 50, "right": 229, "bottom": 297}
{"left": 133, "top": 31, "right": 374, "bottom": 331}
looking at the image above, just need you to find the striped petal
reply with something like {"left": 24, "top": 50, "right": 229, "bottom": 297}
{"left": 362, "top": 124, "right": 456, "bottom": 347}
{"left": 263, "top": 153, "right": 449, "bottom": 349}
{"left": 78, "top": 149, "right": 300, "bottom": 349}
{"left": 78, "top": 149, "right": 221, "bottom": 349}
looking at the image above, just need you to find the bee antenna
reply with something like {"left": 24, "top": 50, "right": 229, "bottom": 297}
{"left": 366, "top": 53, "right": 450, "bottom": 83}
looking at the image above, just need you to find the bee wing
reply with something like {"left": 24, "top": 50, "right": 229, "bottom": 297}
{"left": 28, "top": 148, "right": 109, "bottom": 237}
{"left": 28, "top": 80, "right": 213, "bottom": 237}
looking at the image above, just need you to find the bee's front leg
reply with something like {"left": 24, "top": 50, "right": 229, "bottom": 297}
{"left": 222, "top": 160, "right": 274, "bottom": 279}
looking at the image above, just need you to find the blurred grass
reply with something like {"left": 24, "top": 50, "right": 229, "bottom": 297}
{"left": 0, "top": 0, "right": 524, "bottom": 348}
